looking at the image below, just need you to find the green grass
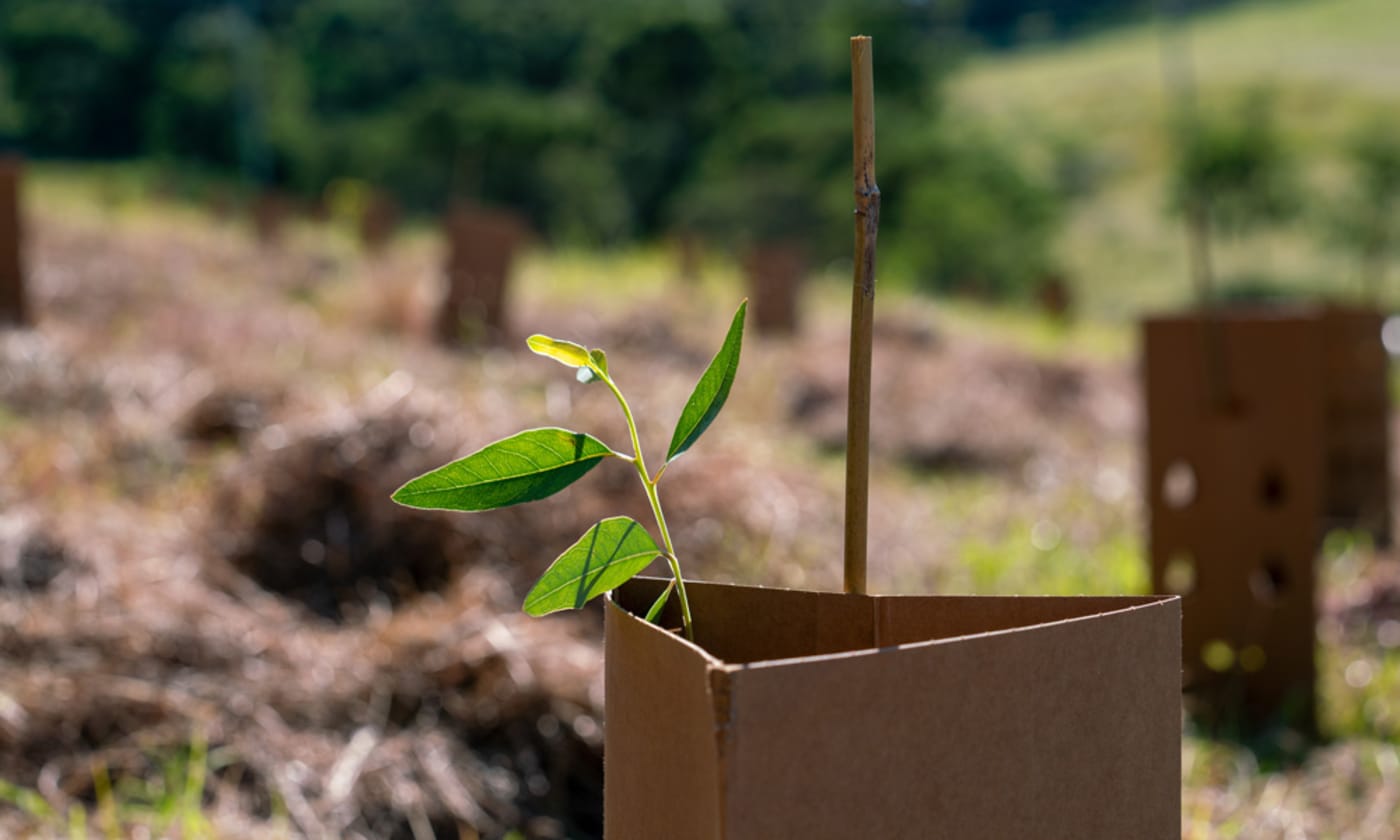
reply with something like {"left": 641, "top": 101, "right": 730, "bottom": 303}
{"left": 958, "top": 0, "right": 1400, "bottom": 114}
{"left": 0, "top": 733, "right": 254, "bottom": 838}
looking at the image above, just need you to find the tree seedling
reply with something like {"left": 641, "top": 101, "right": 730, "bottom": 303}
{"left": 392, "top": 301, "right": 747, "bottom": 640}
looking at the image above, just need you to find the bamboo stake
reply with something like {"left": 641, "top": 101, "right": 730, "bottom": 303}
{"left": 845, "top": 36, "right": 879, "bottom": 595}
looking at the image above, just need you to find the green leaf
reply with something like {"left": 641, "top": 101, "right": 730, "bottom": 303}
{"left": 527, "top": 334, "right": 591, "bottom": 368}
{"left": 644, "top": 583, "right": 673, "bottom": 623}
{"left": 666, "top": 300, "right": 747, "bottom": 463}
{"left": 392, "top": 428, "right": 614, "bottom": 511}
{"left": 523, "top": 517, "right": 661, "bottom": 615}
{"left": 577, "top": 349, "right": 608, "bottom": 383}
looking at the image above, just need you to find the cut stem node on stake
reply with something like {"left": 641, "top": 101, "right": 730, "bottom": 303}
{"left": 845, "top": 35, "right": 879, "bottom": 595}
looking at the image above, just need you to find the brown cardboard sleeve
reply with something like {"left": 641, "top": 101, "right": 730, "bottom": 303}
{"left": 0, "top": 156, "right": 27, "bottom": 326}
{"left": 742, "top": 243, "right": 803, "bottom": 335}
{"left": 1319, "top": 306, "right": 1391, "bottom": 545}
{"left": 1143, "top": 311, "right": 1324, "bottom": 730}
{"left": 1142, "top": 307, "right": 1391, "bottom": 730}
{"left": 437, "top": 206, "right": 526, "bottom": 345}
{"left": 604, "top": 577, "right": 1181, "bottom": 839}
{"left": 251, "top": 190, "right": 290, "bottom": 247}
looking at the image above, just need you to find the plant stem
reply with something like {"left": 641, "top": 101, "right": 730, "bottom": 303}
{"left": 599, "top": 372, "right": 695, "bottom": 640}
{"left": 1160, "top": 2, "right": 1232, "bottom": 412}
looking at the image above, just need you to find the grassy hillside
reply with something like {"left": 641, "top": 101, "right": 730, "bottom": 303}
{"left": 949, "top": 0, "right": 1400, "bottom": 318}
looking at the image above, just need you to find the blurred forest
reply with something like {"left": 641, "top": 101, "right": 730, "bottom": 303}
{"left": 0, "top": 0, "right": 1221, "bottom": 299}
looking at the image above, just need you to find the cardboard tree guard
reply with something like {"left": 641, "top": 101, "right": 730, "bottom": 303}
{"left": 672, "top": 230, "right": 702, "bottom": 286}
{"left": 359, "top": 190, "right": 400, "bottom": 254}
{"left": 742, "top": 243, "right": 804, "bottom": 335}
{"left": 1319, "top": 306, "right": 1391, "bottom": 545}
{"left": 436, "top": 206, "right": 526, "bottom": 346}
{"left": 1143, "top": 307, "right": 1391, "bottom": 731}
{"left": 252, "top": 190, "right": 290, "bottom": 248}
{"left": 0, "top": 157, "right": 28, "bottom": 327}
{"left": 604, "top": 577, "right": 1181, "bottom": 839}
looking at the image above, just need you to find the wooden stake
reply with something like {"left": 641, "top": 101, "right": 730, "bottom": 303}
{"left": 845, "top": 36, "right": 879, "bottom": 595}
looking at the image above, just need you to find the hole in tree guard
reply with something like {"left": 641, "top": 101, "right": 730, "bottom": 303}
{"left": 1239, "top": 645, "right": 1267, "bottom": 673}
{"left": 1382, "top": 316, "right": 1400, "bottom": 356}
{"left": 1259, "top": 467, "right": 1287, "bottom": 508}
{"left": 1163, "top": 551, "right": 1196, "bottom": 595}
{"left": 1202, "top": 639, "right": 1235, "bottom": 673}
{"left": 1162, "top": 460, "right": 1197, "bottom": 509}
{"left": 1250, "top": 556, "right": 1289, "bottom": 605}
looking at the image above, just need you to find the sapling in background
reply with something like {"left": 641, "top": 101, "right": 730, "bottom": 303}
{"left": 392, "top": 300, "right": 747, "bottom": 640}
{"left": 1324, "top": 117, "right": 1400, "bottom": 296}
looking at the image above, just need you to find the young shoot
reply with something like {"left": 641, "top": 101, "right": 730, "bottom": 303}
{"left": 392, "top": 300, "right": 747, "bottom": 640}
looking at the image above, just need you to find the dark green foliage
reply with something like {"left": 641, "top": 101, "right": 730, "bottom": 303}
{"left": 1345, "top": 119, "right": 1400, "bottom": 211}
{"left": 594, "top": 20, "right": 737, "bottom": 233}
{"left": 1322, "top": 117, "right": 1400, "bottom": 291}
{"left": 1170, "top": 90, "right": 1301, "bottom": 235}
{"left": 144, "top": 7, "right": 255, "bottom": 169}
{"left": 1210, "top": 272, "right": 1308, "bottom": 307}
{"left": 668, "top": 98, "right": 851, "bottom": 251}
{"left": 536, "top": 144, "right": 634, "bottom": 247}
{"left": 286, "top": 0, "right": 429, "bottom": 117}
{"left": 0, "top": 0, "right": 1081, "bottom": 296}
{"left": 377, "top": 80, "right": 601, "bottom": 213}
{"left": 0, "top": 63, "right": 21, "bottom": 144}
{"left": 0, "top": 0, "right": 142, "bottom": 155}
{"left": 0, "top": 1, "right": 955, "bottom": 222}
{"left": 963, "top": 0, "right": 1160, "bottom": 46}
{"left": 895, "top": 128, "right": 1062, "bottom": 299}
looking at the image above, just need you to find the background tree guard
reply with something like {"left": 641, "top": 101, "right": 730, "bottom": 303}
{"left": 1143, "top": 307, "right": 1392, "bottom": 734}
{"left": 742, "top": 242, "right": 804, "bottom": 335}
{"left": 1319, "top": 306, "right": 1391, "bottom": 546}
{"left": 0, "top": 157, "right": 28, "bottom": 327}
{"left": 359, "top": 190, "right": 400, "bottom": 255}
{"left": 437, "top": 206, "right": 527, "bottom": 347}
{"left": 251, "top": 190, "right": 291, "bottom": 249}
